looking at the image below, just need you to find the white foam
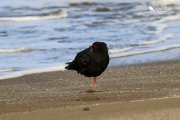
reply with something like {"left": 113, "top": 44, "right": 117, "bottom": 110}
{"left": 158, "top": 15, "right": 180, "bottom": 23}
{"left": 0, "top": 48, "right": 34, "bottom": 53}
{"left": 1, "top": 0, "right": 68, "bottom": 9}
{"left": 68, "top": 0, "right": 140, "bottom": 4}
{"left": 117, "top": 19, "right": 142, "bottom": 24}
{"left": 134, "top": 34, "right": 173, "bottom": 46}
{"left": 110, "top": 44, "right": 180, "bottom": 59}
{"left": 0, "top": 10, "right": 68, "bottom": 22}
{"left": 155, "top": 0, "right": 180, "bottom": 5}
{"left": 109, "top": 47, "right": 132, "bottom": 53}
{"left": 0, "top": 65, "right": 65, "bottom": 80}
{"left": 0, "top": 69, "right": 14, "bottom": 72}
{"left": 162, "top": 14, "right": 180, "bottom": 21}
{"left": 0, "top": 67, "right": 23, "bottom": 72}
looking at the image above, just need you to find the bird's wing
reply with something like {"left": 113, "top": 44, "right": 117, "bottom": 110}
{"left": 65, "top": 48, "right": 90, "bottom": 70}
{"left": 97, "top": 57, "right": 109, "bottom": 70}
{"left": 75, "top": 51, "right": 90, "bottom": 68}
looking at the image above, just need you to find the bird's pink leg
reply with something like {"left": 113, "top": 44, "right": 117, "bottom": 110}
{"left": 92, "top": 77, "right": 97, "bottom": 91}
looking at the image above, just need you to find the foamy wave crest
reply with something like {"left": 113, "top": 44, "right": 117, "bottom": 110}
{"left": 131, "top": 34, "right": 173, "bottom": 46}
{"left": 158, "top": 15, "right": 180, "bottom": 23}
{"left": 0, "top": 69, "right": 14, "bottom": 72}
{"left": 155, "top": 0, "right": 180, "bottom": 5}
{"left": 68, "top": 0, "right": 137, "bottom": 4}
{"left": 0, "top": 10, "right": 68, "bottom": 22}
{"left": 117, "top": 19, "right": 142, "bottom": 24}
{"left": 146, "top": 15, "right": 180, "bottom": 34}
{"left": 0, "top": 67, "right": 23, "bottom": 72}
{"left": 0, "top": 48, "right": 35, "bottom": 53}
{"left": 109, "top": 47, "right": 132, "bottom": 54}
{"left": 110, "top": 44, "right": 180, "bottom": 59}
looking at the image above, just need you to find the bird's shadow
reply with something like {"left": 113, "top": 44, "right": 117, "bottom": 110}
{"left": 86, "top": 90, "right": 101, "bottom": 93}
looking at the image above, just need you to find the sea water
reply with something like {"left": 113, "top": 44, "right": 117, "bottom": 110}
{"left": 0, "top": 0, "right": 180, "bottom": 79}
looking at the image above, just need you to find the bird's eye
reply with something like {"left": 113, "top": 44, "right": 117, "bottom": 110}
{"left": 92, "top": 45, "right": 96, "bottom": 48}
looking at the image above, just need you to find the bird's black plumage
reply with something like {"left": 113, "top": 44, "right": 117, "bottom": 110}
{"left": 65, "top": 42, "right": 109, "bottom": 77}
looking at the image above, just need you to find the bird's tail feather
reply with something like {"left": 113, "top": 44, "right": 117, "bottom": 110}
{"left": 65, "top": 62, "right": 71, "bottom": 64}
{"left": 65, "top": 62, "right": 75, "bottom": 70}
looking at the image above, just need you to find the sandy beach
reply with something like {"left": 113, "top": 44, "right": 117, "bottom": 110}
{"left": 0, "top": 60, "right": 180, "bottom": 119}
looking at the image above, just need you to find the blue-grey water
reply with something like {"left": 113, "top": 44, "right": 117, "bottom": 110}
{"left": 0, "top": 0, "right": 180, "bottom": 79}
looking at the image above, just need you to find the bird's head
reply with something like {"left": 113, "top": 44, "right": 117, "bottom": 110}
{"left": 91, "top": 42, "right": 108, "bottom": 53}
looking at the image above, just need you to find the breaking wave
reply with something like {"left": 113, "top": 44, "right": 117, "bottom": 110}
{"left": 0, "top": 10, "right": 68, "bottom": 22}
{"left": 110, "top": 44, "right": 180, "bottom": 59}
{"left": 109, "top": 47, "right": 132, "bottom": 53}
{"left": 130, "top": 34, "right": 173, "bottom": 46}
{"left": 0, "top": 48, "right": 35, "bottom": 53}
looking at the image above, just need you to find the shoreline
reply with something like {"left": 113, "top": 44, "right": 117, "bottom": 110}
{"left": 0, "top": 60, "right": 180, "bottom": 119}
{"left": 0, "top": 59, "right": 179, "bottom": 80}
{"left": 0, "top": 65, "right": 66, "bottom": 80}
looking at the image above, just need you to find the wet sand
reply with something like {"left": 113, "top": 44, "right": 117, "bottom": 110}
{"left": 0, "top": 60, "right": 180, "bottom": 119}
{"left": 0, "top": 97, "right": 180, "bottom": 120}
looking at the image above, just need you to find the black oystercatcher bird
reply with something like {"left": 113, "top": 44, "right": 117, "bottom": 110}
{"left": 65, "top": 42, "right": 109, "bottom": 92}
